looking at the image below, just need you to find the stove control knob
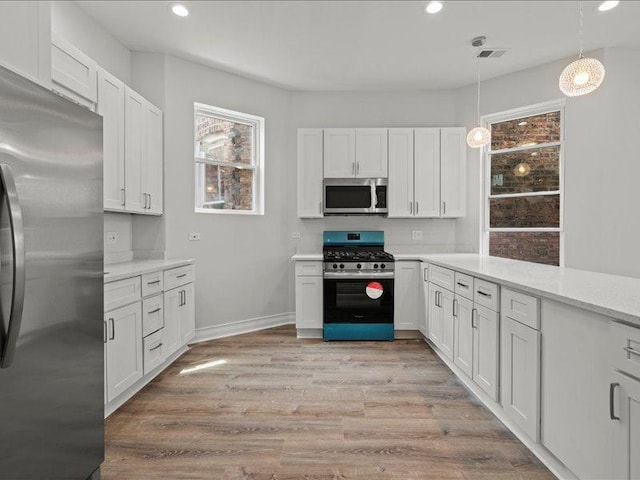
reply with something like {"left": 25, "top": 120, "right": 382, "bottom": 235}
{"left": 333, "top": 264, "right": 338, "bottom": 269}
{"left": 357, "top": 264, "right": 362, "bottom": 269}
{"left": 381, "top": 263, "right": 386, "bottom": 269}
{"left": 374, "top": 264, "right": 379, "bottom": 269}
{"left": 339, "top": 264, "right": 344, "bottom": 269}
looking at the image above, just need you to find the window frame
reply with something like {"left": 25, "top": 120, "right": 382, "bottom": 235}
{"left": 193, "top": 102, "right": 265, "bottom": 215}
{"left": 480, "top": 99, "right": 566, "bottom": 265}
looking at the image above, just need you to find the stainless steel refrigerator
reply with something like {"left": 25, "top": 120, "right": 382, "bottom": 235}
{"left": 0, "top": 65, "right": 104, "bottom": 479}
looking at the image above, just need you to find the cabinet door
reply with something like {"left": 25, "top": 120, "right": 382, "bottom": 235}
{"left": 356, "top": 128, "right": 388, "bottom": 178}
{"left": 105, "top": 302, "right": 143, "bottom": 402}
{"left": 163, "top": 287, "right": 181, "bottom": 356}
{"left": 473, "top": 305, "right": 499, "bottom": 401}
{"left": 440, "top": 127, "right": 466, "bottom": 218}
{"left": 612, "top": 371, "right": 640, "bottom": 480}
{"left": 124, "top": 87, "right": 145, "bottom": 213}
{"left": 143, "top": 102, "right": 163, "bottom": 215}
{"left": 454, "top": 295, "right": 474, "bottom": 378}
{"left": 180, "top": 283, "right": 195, "bottom": 345}
{"left": 501, "top": 317, "right": 540, "bottom": 440}
{"left": 97, "top": 67, "right": 125, "bottom": 211}
{"left": 421, "top": 264, "right": 429, "bottom": 336}
{"left": 440, "top": 288, "right": 455, "bottom": 360}
{"left": 295, "top": 275, "right": 323, "bottom": 329}
{"left": 414, "top": 128, "right": 440, "bottom": 217}
{"left": 323, "top": 128, "right": 356, "bottom": 178}
{"left": 51, "top": 32, "right": 97, "bottom": 108}
{"left": 388, "top": 128, "right": 414, "bottom": 218}
{"left": 394, "top": 261, "right": 421, "bottom": 330}
{"left": 427, "top": 283, "right": 442, "bottom": 347}
{"left": 297, "top": 129, "right": 324, "bottom": 218}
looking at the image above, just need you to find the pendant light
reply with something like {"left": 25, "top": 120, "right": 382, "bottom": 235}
{"left": 559, "top": 1, "right": 605, "bottom": 97}
{"left": 467, "top": 47, "right": 490, "bottom": 148}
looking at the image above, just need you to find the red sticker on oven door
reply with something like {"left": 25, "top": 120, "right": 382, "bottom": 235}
{"left": 366, "top": 281, "right": 384, "bottom": 299}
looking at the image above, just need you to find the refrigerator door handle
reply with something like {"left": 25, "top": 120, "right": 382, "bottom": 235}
{"left": 0, "top": 163, "right": 26, "bottom": 368}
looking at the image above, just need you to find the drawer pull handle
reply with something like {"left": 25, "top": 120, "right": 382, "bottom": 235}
{"left": 149, "top": 342, "right": 163, "bottom": 352}
{"left": 177, "top": 273, "right": 187, "bottom": 278}
{"left": 623, "top": 346, "right": 640, "bottom": 357}
{"left": 457, "top": 282, "right": 469, "bottom": 288}
{"left": 453, "top": 298, "right": 458, "bottom": 317}
{"left": 610, "top": 382, "right": 620, "bottom": 420}
{"left": 147, "top": 280, "right": 161, "bottom": 285}
{"left": 472, "top": 308, "right": 477, "bottom": 329}
{"left": 477, "top": 290, "right": 492, "bottom": 298}
{"left": 148, "top": 308, "right": 161, "bottom": 314}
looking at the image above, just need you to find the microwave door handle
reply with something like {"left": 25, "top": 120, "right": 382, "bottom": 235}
{"left": 372, "top": 184, "right": 378, "bottom": 209}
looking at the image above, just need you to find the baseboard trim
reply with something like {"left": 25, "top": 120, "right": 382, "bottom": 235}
{"left": 421, "top": 334, "right": 578, "bottom": 480}
{"left": 193, "top": 312, "right": 295, "bottom": 343}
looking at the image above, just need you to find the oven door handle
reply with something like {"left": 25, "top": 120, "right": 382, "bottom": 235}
{"left": 323, "top": 272, "right": 395, "bottom": 280}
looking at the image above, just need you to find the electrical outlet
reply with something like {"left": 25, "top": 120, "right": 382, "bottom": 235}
{"left": 291, "top": 232, "right": 301, "bottom": 239}
{"left": 412, "top": 230, "right": 423, "bottom": 241}
{"left": 188, "top": 232, "right": 201, "bottom": 241}
{"left": 106, "top": 231, "right": 117, "bottom": 244}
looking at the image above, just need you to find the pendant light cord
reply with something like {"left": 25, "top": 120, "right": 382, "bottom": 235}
{"left": 578, "top": 0, "right": 584, "bottom": 58}
{"left": 476, "top": 59, "right": 481, "bottom": 124}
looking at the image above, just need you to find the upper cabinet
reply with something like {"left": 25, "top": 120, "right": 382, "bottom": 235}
{"left": 297, "top": 129, "right": 324, "bottom": 218}
{"left": 324, "top": 128, "right": 388, "bottom": 178}
{"left": 0, "top": 2, "right": 51, "bottom": 88}
{"left": 51, "top": 33, "right": 97, "bottom": 109}
{"left": 388, "top": 127, "right": 465, "bottom": 218}
{"left": 143, "top": 103, "right": 163, "bottom": 215}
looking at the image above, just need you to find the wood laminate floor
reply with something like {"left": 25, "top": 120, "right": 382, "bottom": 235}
{"left": 103, "top": 325, "right": 556, "bottom": 480}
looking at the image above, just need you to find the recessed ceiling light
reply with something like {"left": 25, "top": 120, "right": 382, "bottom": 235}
{"left": 170, "top": 3, "right": 189, "bottom": 17}
{"left": 425, "top": 1, "right": 443, "bottom": 14}
{"left": 597, "top": 1, "right": 619, "bottom": 12}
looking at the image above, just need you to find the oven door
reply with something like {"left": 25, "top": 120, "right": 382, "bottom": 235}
{"left": 323, "top": 276, "right": 394, "bottom": 324}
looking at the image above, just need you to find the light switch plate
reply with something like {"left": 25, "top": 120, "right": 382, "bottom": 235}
{"left": 291, "top": 232, "right": 301, "bottom": 239}
{"left": 188, "top": 232, "right": 201, "bottom": 241}
{"left": 412, "top": 230, "right": 423, "bottom": 241}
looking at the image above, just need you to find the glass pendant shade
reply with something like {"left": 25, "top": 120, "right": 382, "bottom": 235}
{"left": 559, "top": 57, "right": 605, "bottom": 97}
{"left": 513, "top": 162, "right": 531, "bottom": 177}
{"left": 467, "top": 126, "right": 490, "bottom": 148}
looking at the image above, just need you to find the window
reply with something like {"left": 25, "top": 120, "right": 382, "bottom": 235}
{"left": 194, "top": 103, "right": 264, "bottom": 214}
{"left": 482, "top": 101, "right": 564, "bottom": 266}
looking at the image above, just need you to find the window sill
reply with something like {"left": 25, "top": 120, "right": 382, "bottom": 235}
{"left": 195, "top": 207, "right": 264, "bottom": 216}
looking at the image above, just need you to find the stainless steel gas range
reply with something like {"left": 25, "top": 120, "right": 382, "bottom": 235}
{"left": 322, "top": 231, "right": 394, "bottom": 341}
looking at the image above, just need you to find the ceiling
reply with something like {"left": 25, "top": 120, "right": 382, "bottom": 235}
{"left": 76, "top": 1, "right": 640, "bottom": 91}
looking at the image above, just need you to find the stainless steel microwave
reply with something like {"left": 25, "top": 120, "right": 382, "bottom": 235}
{"left": 323, "top": 178, "right": 388, "bottom": 215}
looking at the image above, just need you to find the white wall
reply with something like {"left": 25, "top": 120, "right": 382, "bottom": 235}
{"left": 455, "top": 48, "right": 640, "bottom": 278}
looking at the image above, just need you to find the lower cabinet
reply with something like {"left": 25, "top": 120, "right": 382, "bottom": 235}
{"left": 143, "top": 328, "right": 166, "bottom": 375}
{"left": 163, "top": 286, "right": 182, "bottom": 356}
{"left": 472, "top": 305, "right": 500, "bottom": 401}
{"left": 394, "top": 261, "right": 422, "bottom": 330}
{"left": 501, "top": 316, "right": 540, "bottom": 440}
{"left": 453, "top": 295, "right": 474, "bottom": 378}
{"left": 295, "top": 261, "right": 323, "bottom": 331}
{"left": 439, "top": 288, "right": 455, "bottom": 360}
{"left": 427, "top": 283, "right": 442, "bottom": 346}
{"left": 180, "top": 283, "right": 196, "bottom": 345}
{"left": 104, "top": 302, "right": 143, "bottom": 403}
{"left": 612, "top": 371, "right": 640, "bottom": 480}
{"left": 420, "top": 264, "right": 429, "bottom": 336}
{"left": 164, "top": 283, "right": 196, "bottom": 347}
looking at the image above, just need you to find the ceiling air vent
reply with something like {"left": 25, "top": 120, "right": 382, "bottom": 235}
{"left": 476, "top": 48, "right": 509, "bottom": 59}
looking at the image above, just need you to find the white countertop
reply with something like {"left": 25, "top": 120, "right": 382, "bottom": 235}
{"left": 104, "top": 259, "right": 194, "bottom": 283}
{"left": 292, "top": 253, "right": 323, "bottom": 261}
{"left": 422, "top": 254, "right": 640, "bottom": 327}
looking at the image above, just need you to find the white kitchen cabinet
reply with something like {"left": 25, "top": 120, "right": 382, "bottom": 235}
{"left": 388, "top": 128, "right": 414, "bottom": 217}
{"left": 142, "top": 328, "right": 166, "bottom": 375}
{"left": 295, "top": 275, "right": 323, "bottom": 330}
{"left": 142, "top": 102, "right": 163, "bottom": 215}
{"left": 323, "top": 128, "right": 356, "bottom": 178}
{"left": 440, "top": 288, "right": 455, "bottom": 360}
{"left": 142, "top": 294, "right": 164, "bottom": 337}
{"left": 453, "top": 295, "right": 474, "bottom": 378}
{"left": 163, "top": 287, "right": 182, "bottom": 356}
{"left": 612, "top": 371, "right": 640, "bottom": 480}
{"left": 179, "top": 283, "right": 195, "bottom": 345}
{"left": 473, "top": 304, "right": 500, "bottom": 401}
{"left": 98, "top": 67, "right": 126, "bottom": 211}
{"left": 105, "top": 302, "right": 143, "bottom": 403}
{"left": 414, "top": 128, "right": 441, "bottom": 217}
{"left": 355, "top": 128, "right": 388, "bottom": 178}
{"left": 51, "top": 33, "right": 97, "bottom": 109}
{"left": 124, "top": 87, "right": 146, "bottom": 213}
{"left": 501, "top": 316, "right": 540, "bottom": 440}
{"left": 427, "top": 283, "right": 442, "bottom": 347}
{"left": 420, "top": 263, "right": 429, "bottom": 336}
{"left": 0, "top": 2, "right": 50, "bottom": 88}
{"left": 440, "top": 127, "right": 466, "bottom": 218}
{"left": 297, "top": 129, "right": 324, "bottom": 218}
{"left": 542, "top": 299, "right": 616, "bottom": 479}
{"left": 394, "top": 261, "right": 421, "bottom": 330}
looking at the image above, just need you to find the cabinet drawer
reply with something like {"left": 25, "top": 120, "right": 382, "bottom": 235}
{"left": 501, "top": 288, "right": 539, "bottom": 330}
{"left": 612, "top": 321, "right": 640, "bottom": 379}
{"left": 141, "top": 271, "right": 163, "bottom": 298}
{"left": 143, "top": 328, "right": 165, "bottom": 375}
{"left": 429, "top": 264, "right": 455, "bottom": 291}
{"left": 295, "top": 261, "right": 322, "bottom": 277}
{"left": 105, "top": 276, "right": 141, "bottom": 312}
{"left": 142, "top": 295, "right": 164, "bottom": 337}
{"left": 474, "top": 279, "right": 499, "bottom": 312}
{"left": 164, "top": 264, "right": 194, "bottom": 291}
{"left": 454, "top": 272, "right": 474, "bottom": 300}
